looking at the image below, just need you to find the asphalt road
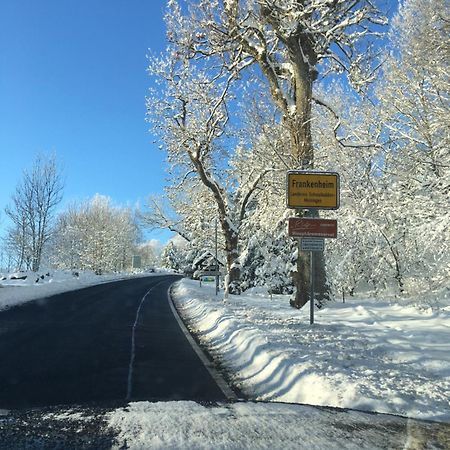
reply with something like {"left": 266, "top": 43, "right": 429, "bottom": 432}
{"left": 0, "top": 275, "right": 228, "bottom": 409}
{"left": 1, "top": 276, "right": 450, "bottom": 449}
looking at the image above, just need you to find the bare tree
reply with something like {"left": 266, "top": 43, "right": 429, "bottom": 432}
{"left": 5, "top": 155, "right": 64, "bottom": 272}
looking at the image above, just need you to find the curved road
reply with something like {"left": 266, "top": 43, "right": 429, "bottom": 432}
{"left": 1, "top": 276, "right": 449, "bottom": 449}
{"left": 0, "top": 275, "right": 228, "bottom": 409}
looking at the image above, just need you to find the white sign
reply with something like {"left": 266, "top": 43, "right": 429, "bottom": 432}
{"left": 301, "top": 238, "right": 325, "bottom": 252}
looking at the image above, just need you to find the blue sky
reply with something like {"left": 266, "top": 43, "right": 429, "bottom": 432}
{"left": 0, "top": 0, "right": 399, "bottom": 246}
{"left": 0, "top": 0, "right": 172, "bottom": 242}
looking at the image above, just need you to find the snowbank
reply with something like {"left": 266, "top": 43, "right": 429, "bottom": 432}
{"left": 108, "top": 400, "right": 448, "bottom": 450}
{"left": 173, "top": 279, "right": 450, "bottom": 422}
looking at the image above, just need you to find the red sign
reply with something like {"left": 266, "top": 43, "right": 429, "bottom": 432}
{"left": 288, "top": 218, "right": 337, "bottom": 238}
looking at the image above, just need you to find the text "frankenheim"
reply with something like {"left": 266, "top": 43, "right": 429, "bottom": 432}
{"left": 291, "top": 180, "right": 335, "bottom": 189}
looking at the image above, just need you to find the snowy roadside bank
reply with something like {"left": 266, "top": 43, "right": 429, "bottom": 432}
{"left": 3, "top": 401, "right": 449, "bottom": 450}
{"left": 0, "top": 270, "right": 164, "bottom": 311}
{"left": 172, "top": 279, "right": 450, "bottom": 423}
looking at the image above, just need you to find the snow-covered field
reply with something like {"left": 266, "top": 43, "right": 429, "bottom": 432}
{"left": 0, "top": 269, "right": 161, "bottom": 311}
{"left": 173, "top": 279, "right": 450, "bottom": 423}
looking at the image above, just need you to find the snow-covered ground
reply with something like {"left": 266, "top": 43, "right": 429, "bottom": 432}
{"left": 0, "top": 269, "right": 162, "bottom": 311}
{"left": 172, "top": 279, "right": 450, "bottom": 423}
{"left": 107, "top": 400, "right": 448, "bottom": 450}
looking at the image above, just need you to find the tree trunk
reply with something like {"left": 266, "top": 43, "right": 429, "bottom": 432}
{"left": 289, "top": 42, "right": 329, "bottom": 309}
{"left": 189, "top": 150, "right": 244, "bottom": 296}
{"left": 221, "top": 218, "right": 241, "bottom": 295}
{"left": 227, "top": 249, "right": 241, "bottom": 295}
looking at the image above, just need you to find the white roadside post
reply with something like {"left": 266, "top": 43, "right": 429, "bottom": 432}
{"left": 287, "top": 171, "right": 340, "bottom": 325}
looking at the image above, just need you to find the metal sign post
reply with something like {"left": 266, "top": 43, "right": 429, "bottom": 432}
{"left": 300, "top": 238, "right": 324, "bottom": 325}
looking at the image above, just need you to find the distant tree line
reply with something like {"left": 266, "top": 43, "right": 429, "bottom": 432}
{"left": 51, "top": 195, "right": 140, "bottom": 274}
{"left": 2, "top": 157, "right": 158, "bottom": 274}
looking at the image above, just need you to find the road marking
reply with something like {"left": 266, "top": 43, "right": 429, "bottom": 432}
{"left": 167, "top": 287, "right": 238, "bottom": 401}
{"left": 126, "top": 280, "right": 165, "bottom": 401}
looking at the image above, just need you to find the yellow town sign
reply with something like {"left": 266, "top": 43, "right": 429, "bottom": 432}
{"left": 287, "top": 171, "right": 340, "bottom": 210}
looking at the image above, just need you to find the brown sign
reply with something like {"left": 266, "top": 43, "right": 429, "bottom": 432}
{"left": 288, "top": 218, "right": 337, "bottom": 238}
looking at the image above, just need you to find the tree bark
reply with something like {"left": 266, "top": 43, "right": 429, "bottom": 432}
{"left": 221, "top": 222, "right": 241, "bottom": 294}
{"left": 288, "top": 38, "right": 329, "bottom": 309}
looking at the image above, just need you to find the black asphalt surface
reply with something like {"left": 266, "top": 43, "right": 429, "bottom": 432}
{"left": 0, "top": 275, "right": 228, "bottom": 409}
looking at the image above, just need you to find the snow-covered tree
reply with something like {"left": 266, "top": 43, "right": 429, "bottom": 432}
{"left": 376, "top": 0, "right": 450, "bottom": 297}
{"left": 318, "top": 0, "right": 449, "bottom": 301}
{"left": 134, "top": 240, "right": 161, "bottom": 269}
{"left": 143, "top": 180, "right": 219, "bottom": 247}
{"left": 159, "top": 235, "right": 198, "bottom": 272}
{"left": 146, "top": 39, "right": 273, "bottom": 294}
{"left": 52, "top": 195, "right": 139, "bottom": 274}
{"left": 158, "top": 0, "right": 387, "bottom": 307}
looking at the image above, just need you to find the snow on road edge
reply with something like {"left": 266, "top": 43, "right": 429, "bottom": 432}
{"left": 172, "top": 279, "right": 450, "bottom": 423}
{"left": 107, "top": 400, "right": 449, "bottom": 450}
{"left": 0, "top": 270, "right": 165, "bottom": 311}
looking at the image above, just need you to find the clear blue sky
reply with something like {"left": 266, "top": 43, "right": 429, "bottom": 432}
{"left": 0, "top": 0, "right": 399, "bottom": 245}
{"left": 0, "top": 0, "right": 172, "bottom": 242}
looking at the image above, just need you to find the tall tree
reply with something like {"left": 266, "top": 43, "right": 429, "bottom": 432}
{"left": 5, "top": 155, "right": 63, "bottom": 271}
{"left": 319, "top": 0, "right": 449, "bottom": 300}
{"left": 162, "top": 0, "right": 386, "bottom": 307}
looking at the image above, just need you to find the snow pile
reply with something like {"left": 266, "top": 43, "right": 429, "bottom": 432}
{"left": 173, "top": 279, "right": 450, "bottom": 422}
{"left": 0, "top": 269, "right": 161, "bottom": 311}
{"left": 108, "top": 400, "right": 447, "bottom": 450}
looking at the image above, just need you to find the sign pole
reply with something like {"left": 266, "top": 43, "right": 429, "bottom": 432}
{"left": 286, "top": 170, "right": 340, "bottom": 324}
{"left": 310, "top": 251, "right": 314, "bottom": 325}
